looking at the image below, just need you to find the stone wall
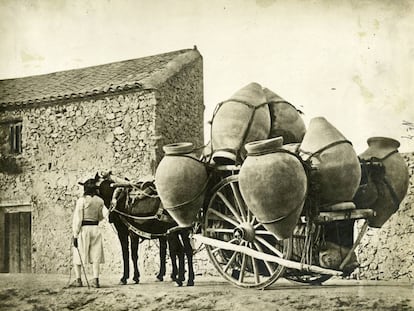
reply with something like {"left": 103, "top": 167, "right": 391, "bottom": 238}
{"left": 154, "top": 56, "right": 205, "bottom": 158}
{"left": 0, "top": 90, "right": 159, "bottom": 275}
{"left": 0, "top": 67, "right": 204, "bottom": 280}
{"left": 355, "top": 152, "right": 414, "bottom": 281}
{"left": 0, "top": 53, "right": 205, "bottom": 278}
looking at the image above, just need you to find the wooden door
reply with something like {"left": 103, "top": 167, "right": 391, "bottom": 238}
{"left": 3, "top": 212, "right": 31, "bottom": 273}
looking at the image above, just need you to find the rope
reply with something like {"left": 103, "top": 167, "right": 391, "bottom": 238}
{"left": 210, "top": 99, "right": 269, "bottom": 164}
{"left": 267, "top": 100, "right": 302, "bottom": 114}
{"left": 246, "top": 146, "right": 300, "bottom": 158}
{"left": 113, "top": 208, "right": 160, "bottom": 221}
{"left": 257, "top": 201, "right": 303, "bottom": 225}
{"left": 299, "top": 140, "right": 352, "bottom": 160}
{"left": 199, "top": 142, "right": 213, "bottom": 163}
{"left": 164, "top": 153, "right": 207, "bottom": 165}
{"left": 378, "top": 149, "right": 398, "bottom": 161}
{"left": 361, "top": 153, "right": 401, "bottom": 211}
{"left": 111, "top": 184, "right": 159, "bottom": 199}
{"left": 236, "top": 105, "right": 257, "bottom": 163}
{"left": 383, "top": 176, "right": 401, "bottom": 210}
{"left": 164, "top": 174, "right": 212, "bottom": 211}
{"left": 119, "top": 215, "right": 167, "bottom": 239}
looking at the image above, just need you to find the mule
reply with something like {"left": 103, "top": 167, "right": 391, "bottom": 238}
{"left": 91, "top": 172, "right": 195, "bottom": 286}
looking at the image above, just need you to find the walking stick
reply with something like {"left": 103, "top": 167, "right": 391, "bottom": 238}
{"left": 76, "top": 246, "right": 90, "bottom": 289}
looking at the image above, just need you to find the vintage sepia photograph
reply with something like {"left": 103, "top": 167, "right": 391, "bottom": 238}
{"left": 0, "top": 0, "right": 413, "bottom": 310}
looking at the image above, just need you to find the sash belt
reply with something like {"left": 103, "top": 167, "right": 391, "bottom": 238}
{"left": 82, "top": 220, "right": 99, "bottom": 226}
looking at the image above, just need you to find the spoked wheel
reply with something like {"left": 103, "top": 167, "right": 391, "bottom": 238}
{"left": 284, "top": 223, "right": 332, "bottom": 285}
{"left": 202, "top": 175, "right": 292, "bottom": 289}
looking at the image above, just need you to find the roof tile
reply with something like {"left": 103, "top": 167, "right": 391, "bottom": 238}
{"left": 0, "top": 48, "right": 201, "bottom": 108}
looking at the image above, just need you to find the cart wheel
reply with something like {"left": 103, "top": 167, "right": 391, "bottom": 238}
{"left": 284, "top": 223, "right": 332, "bottom": 285}
{"left": 202, "top": 175, "right": 292, "bottom": 289}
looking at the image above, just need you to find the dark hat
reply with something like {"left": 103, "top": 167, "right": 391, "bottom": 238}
{"left": 79, "top": 178, "right": 98, "bottom": 195}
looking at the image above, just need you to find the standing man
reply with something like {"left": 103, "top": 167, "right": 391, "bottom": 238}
{"left": 71, "top": 179, "right": 108, "bottom": 288}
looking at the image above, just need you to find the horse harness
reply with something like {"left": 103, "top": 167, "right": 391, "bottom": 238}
{"left": 109, "top": 182, "right": 174, "bottom": 239}
{"left": 358, "top": 150, "right": 400, "bottom": 209}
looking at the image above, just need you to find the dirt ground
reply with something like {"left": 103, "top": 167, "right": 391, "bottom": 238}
{"left": 0, "top": 273, "right": 413, "bottom": 311}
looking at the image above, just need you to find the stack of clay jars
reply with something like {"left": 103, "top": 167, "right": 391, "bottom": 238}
{"left": 209, "top": 82, "right": 306, "bottom": 165}
{"left": 156, "top": 82, "right": 408, "bottom": 232}
{"left": 238, "top": 116, "right": 362, "bottom": 239}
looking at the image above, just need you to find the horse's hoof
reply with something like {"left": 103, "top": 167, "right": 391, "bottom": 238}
{"left": 187, "top": 280, "right": 194, "bottom": 287}
{"left": 133, "top": 278, "right": 140, "bottom": 284}
{"left": 174, "top": 280, "right": 183, "bottom": 287}
{"left": 155, "top": 275, "right": 163, "bottom": 282}
{"left": 119, "top": 279, "right": 127, "bottom": 285}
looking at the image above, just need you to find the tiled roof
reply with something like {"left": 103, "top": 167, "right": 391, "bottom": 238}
{"left": 0, "top": 48, "right": 201, "bottom": 109}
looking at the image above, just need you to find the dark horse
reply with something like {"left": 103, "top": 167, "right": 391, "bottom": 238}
{"left": 91, "top": 172, "right": 195, "bottom": 286}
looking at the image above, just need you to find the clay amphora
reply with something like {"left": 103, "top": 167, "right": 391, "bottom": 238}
{"left": 239, "top": 137, "right": 307, "bottom": 239}
{"left": 155, "top": 142, "right": 209, "bottom": 227}
{"left": 211, "top": 82, "right": 271, "bottom": 165}
{"left": 263, "top": 87, "right": 306, "bottom": 144}
{"left": 356, "top": 137, "right": 409, "bottom": 227}
{"left": 299, "top": 117, "right": 361, "bottom": 206}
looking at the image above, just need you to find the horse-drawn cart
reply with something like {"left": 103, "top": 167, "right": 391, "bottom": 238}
{"left": 100, "top": 82, "right": 409, "bottom": 289}
{"left": 152, "top": 82, "right": 409, "bottom": 290}
{"left": 156, "top": 136, "right": 407, "bottom": 289}
{"left": 194, "top": 164, "right": 373, "bottom": 289}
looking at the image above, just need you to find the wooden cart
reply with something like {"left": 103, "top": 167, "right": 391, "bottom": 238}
{"left": 192, "top": 164, "right": 374, "bottom": 289}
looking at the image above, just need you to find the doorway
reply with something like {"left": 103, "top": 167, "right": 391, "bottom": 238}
{"left": 0, "top": 202, "right": 32, "bottom": 273}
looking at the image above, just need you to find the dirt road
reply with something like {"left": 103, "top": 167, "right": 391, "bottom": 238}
{"left": 0, "top": 273, "right": 413, "bottom": 311}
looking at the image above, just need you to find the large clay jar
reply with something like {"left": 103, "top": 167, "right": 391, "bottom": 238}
{"left": 263, "top": 87, "right": 306, "bottom": 144}
{"left": 299, "top": 117, "right": 361, "bottom": 206}
{"left": 155, "top": 142, "right": 209, "bottom": 227}
{"left": 211, "top": 82, "right": 271, "bottom": 165}
{"left": 239, "top": 137, "right": 307, "bottom": 239}
{"left": 356, "top": 137, "right": 409, "bottom": 228}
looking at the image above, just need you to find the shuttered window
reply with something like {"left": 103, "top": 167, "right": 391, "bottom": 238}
{"left": 10, "top": 122, "right": 22, "bottom": 154}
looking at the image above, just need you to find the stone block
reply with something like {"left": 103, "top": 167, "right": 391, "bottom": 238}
{"left": 113, "top": 127, "right": 125, "bottom": 135}
{"left": 106, "top": 113, "right": 115, "bottom": 120}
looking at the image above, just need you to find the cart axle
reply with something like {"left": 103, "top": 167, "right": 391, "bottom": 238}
{"left": 234, "top": 222, "right": 255, "bottom": 242}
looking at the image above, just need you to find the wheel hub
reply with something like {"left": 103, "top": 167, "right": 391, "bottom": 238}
{"left": 233, "top": 222, "right": 255, "bottom": 242}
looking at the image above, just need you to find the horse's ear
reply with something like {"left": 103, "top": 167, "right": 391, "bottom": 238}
{"left": 78, "top": 182, "right": 84, "bottom": 186}
{"left": 94, "top": 172, "right": 100, "bottom": 180}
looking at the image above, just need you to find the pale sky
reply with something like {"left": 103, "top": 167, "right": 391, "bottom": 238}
{"left": 1, "top": 0, "right": 413, "bottom": 152}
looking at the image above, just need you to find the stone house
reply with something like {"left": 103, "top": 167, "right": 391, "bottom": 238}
{"left": 0, "top": 47, "right": 204, "bottom": 275}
